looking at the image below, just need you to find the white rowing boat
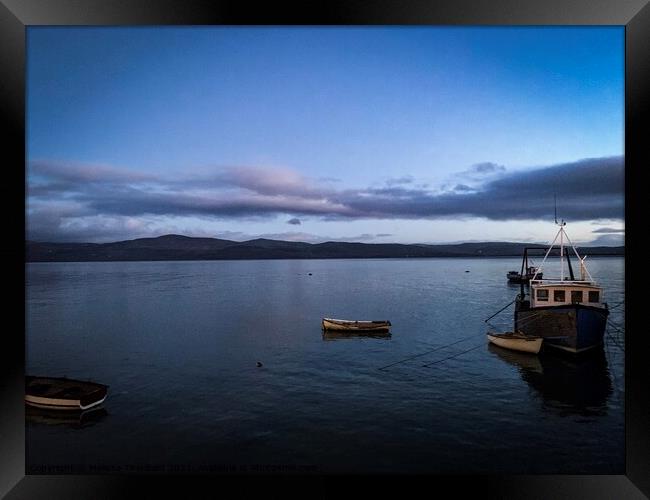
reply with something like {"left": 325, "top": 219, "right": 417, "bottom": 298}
{"left": 25, "top": 376, "right": 108, "bottom": 411}
{"left": 487, "top": 331, "right": 543, "bottom": 354}
{"left": 322, "top": 318, "right": 391, "bottom": 332}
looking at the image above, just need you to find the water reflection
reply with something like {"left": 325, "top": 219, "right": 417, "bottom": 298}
{"left": 488, "top": 344, "right": 613, "bottom": 416}
{"left": 26, "top": 405, "right": 108, "bottom": 428}
{"left": 322, "top": 331, "right": 392, "bottom": 341}
{"left": 507, "top": 280, "right": 528, "bottom": 287}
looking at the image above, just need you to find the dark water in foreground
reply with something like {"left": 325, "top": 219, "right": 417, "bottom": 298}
{"left": 26, "top": 257, "right": 625, "bottom": 474}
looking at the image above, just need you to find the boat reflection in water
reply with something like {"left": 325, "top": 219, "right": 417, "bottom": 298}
{"left": 322, "top": 330, "right": 391, "bottom": 341}
{"left": 26, "top": 405, "right": 108, "bottom": 429}
{"left": 488, "top": 344, "right": 613, "bottom": 416}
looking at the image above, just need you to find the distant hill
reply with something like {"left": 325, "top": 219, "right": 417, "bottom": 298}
{"left": 25, "top": 234, "right": 625, "bottom": 262}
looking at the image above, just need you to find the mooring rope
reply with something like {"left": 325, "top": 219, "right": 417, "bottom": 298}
{"left": 377, "top": 331, "right": 485, "bottom": 371}
{"left": 605, "top": 319, "right": 625, "bottom": 353}
{"left": 484, "top": 297, "right": 549, "bottom": 333}
{"left": 608, "top": 299, "right": 625, "bottom": 311}
{"left": 507, "top": 309, "right": 548, "bottom": 331}
{"left": 606, "top": 319, "right": 625, "bottom": 336}
{"left": 421, "top": 343, "right": 484, "bottom": 368}
{"left": 606, "top": 318, "right": 624, "bottom": 332}
{"left": 606, "top": 329, "right": 625, "bottom": 353}
{"left": 484, "top": 298, "right": 517, "bottom": 323}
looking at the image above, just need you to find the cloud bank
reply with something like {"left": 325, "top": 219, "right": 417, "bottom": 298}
{"left": 27, "top": 156, "right": 624, "bottom": 242}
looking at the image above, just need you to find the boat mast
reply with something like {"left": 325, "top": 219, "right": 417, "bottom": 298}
{"left": 555, "top": 193, "right": 566, "bottom": 281}
{"left": 520, "top": 248, "right": 526, "bottom": 297}
{"left": 565, "top": 250, "right": 575, "bottom": 280}
{"left": 560, "top": 227, "right": 564, "bottom": 281}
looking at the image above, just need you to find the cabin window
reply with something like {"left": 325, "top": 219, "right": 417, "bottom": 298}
{"left": 571, "top": 291, "right": 583, "bottom": 303}
{"left": 588, "top": 291, "right": 600, "bottom": 303}
{"left": 536, "top": 289, "right": 549, "bottom": 301}
{"left": 554, "top": 290, "right": 566, "bottom": 302}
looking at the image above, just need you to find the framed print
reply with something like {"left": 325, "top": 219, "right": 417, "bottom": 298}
{"left": 2, "top": 0, "right": 649, "bottom": 498}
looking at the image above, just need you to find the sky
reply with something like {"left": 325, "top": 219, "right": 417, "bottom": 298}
{"left": 26, "top": 27, "right": 625, "bottom": 246}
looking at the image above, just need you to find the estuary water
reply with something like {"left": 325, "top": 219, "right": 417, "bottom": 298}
{"left": 26, "top": 257, "right": 625, "bottom": 474}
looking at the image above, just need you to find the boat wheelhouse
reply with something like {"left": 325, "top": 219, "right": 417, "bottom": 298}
{"left": 514, "top": 221, "right": 609, "bottom": 354}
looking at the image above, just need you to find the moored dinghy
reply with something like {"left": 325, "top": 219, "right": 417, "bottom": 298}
{"left": 25, "top": 376, "right": 108, "bottom": 411}
{"left": 322, "top": 318, "right": 391, "bottom": 332}
{"left": 487, "top": 331, "right": 543, "bottom": 354}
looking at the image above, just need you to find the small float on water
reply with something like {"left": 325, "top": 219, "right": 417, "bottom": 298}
{"left": 25, "top": 376, "right": 108, "bottom": 411}
{"left": 321, "top": 318, "right": 391, "bottom": 333}
{"left": 487, "top": 330, "right": 543, "bottom": 354}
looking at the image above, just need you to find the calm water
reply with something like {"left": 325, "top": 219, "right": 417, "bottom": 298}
{"left": 26, "top": 257, "right": 625, "bottom": 474}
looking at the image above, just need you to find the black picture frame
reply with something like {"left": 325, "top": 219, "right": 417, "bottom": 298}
{"left": 2, "top": 0, "right": 648, "bottom": 498}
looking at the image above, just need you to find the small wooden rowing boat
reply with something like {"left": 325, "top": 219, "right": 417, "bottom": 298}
{"left": 487, "top": 331, "right": 543, "bottom": 354}
{"left": 322, "top": 318, "right": 391, "bottom": 332}
{"left": 25, "top": 376, "right": 108, "bottom": 411}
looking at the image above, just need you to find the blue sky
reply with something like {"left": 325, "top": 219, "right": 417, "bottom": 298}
{"left": 26, "top": 26, "right": 624, "bottom": 245}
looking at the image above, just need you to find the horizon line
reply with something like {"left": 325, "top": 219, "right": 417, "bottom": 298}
{"left": 26, "top": 233, "right": 625, "bottom": 248}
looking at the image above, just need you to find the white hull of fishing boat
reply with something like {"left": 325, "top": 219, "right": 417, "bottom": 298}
{"left": 487, "top": 332, "right": 543, "bottom": 354}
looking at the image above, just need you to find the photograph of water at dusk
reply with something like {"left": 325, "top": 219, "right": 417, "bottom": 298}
{"left": 26, "top": 26, "right": 624, "bottom": 474}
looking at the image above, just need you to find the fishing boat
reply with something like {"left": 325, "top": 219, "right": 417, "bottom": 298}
{"left": 507, "top": 247, "right": 543, "bottom": 283}
{"left": 25, "top": 376, "right": 108, "bottom": 411}
{"left": 513, "top": 220, "right": 609, "bottom": 354}
{"left": 487, "top": 330, "right": 543, "bottom": 354}
{"left": 321, "top": 318, "right": 391, "bottom": 332}
{"left": 507, "top": 268, "right": 540, "bottom": 283}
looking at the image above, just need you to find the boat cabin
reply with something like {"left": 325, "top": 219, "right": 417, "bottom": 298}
{"left": 525, "top": 266, "right": 539, "bottom": 276}
{"left": 529, "top": 280, "right": 606, "bottom": 309}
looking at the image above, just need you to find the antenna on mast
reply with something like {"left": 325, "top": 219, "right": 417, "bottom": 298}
{"left": 554, "top": 193, "right": 565, "bottom": 226}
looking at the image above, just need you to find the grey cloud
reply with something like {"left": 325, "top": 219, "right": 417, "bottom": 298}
{"left": 386, "top": 175, "right": 414, "bottom": 186}
{"left": 471, "top": 162, "right": 506, "bottom": 174}
{"left": 196, "top": 166, "right": 330, "bottom": 199}
{"left": 27, "top": 156, "right": 623, "bottom": 241}
{"left": 80, "top": 189, "right": 353, "bottom": 218}
{"left": 361, "top": 186, "right": 431, "bottom": 198}
{"left": 287, "top": 218, "right": 302, "bottom": 225}
{"left": 29, "top": 160, "right": 157, "bottom": 184}
{"left": 592, "top": 227, "right": 625, "bottom": 233}
{"left": 341, "top": 156, "right": 623, "bottom": 221}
